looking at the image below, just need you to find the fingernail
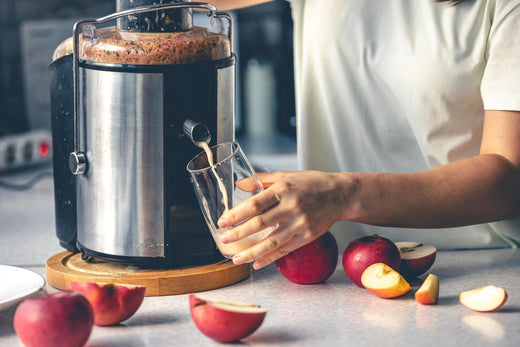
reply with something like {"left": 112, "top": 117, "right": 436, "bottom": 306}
{"left": 218, "top": 214, "right": 229, "bottom": 228}
{"left": 253, "top": 261, "right": 264, "bottom": 270}
{"left": 233, "top": 254, "right": 244, "bottom": 265}
{"left": 220, "top": 233, "right": 230, "bottom": 244}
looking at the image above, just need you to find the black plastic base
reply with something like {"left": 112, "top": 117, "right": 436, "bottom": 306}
{"left": 77, "top": 243, "right": 224, "bottom": 269}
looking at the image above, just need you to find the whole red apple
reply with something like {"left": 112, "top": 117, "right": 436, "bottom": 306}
{"left": 275, "top": 230, "right": 338, "bottom": 284}
{"left": 68, "top": 281, "right": 146, "bottom": 326}
{"left": 189, "top": 293, "right": 267, "bottom": 342}
{"left": 13, "top": 290, "right": 93, "bottom": 347}
{"left": 342, "top": 234, "right": 401, "bottom": 287}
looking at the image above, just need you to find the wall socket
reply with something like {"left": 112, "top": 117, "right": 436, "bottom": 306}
{"left": 0, "top": 130, "right": 52, "bottom": 172}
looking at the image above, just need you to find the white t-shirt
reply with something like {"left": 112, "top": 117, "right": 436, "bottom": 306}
{"left": 288, "top": 0, "right": 520, "bottom": 250}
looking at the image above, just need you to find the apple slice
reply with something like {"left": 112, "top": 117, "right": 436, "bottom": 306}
{"left": 189, "top": 293, "right": 267, "bottom": 342}
{"left": 69, "top": 281, "right": 146, "bottom": 326}
{"left": 459, "top": 285, "right": 508, "bottom": 312}
{"left": 395, "top": 242, "right": 437, "bottom": 278}
{"left": 343, "top": 234, "right": 401, "bottom": 288}
{"left": 415, "top": 274, "right": 439, "bottom": 305}
{"left": 361, "top": 263, "right": 411, "bottom": 298}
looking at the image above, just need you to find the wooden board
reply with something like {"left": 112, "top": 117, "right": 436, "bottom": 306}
{"left": 46, "top": 251, "right": 251, "bottom": 296}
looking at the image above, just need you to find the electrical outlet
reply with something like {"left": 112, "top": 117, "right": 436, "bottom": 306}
{"left": 0, "top": 130, "right": 52, "bottom": 172}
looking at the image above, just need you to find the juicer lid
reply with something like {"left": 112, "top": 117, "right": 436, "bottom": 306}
{"left": 50, "top": 2, "right": 233, "bottom": 65}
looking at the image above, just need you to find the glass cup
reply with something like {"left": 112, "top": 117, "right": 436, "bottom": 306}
{"left": 187, "top": 141, "right": 273, "bottom": 260}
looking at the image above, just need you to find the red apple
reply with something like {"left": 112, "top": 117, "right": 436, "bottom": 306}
{"left": 342, "top": 234, "right": 401, "bottom": 287}
{"left": 13, "top": 290, "right": 93, "bottom": 347}
{"left": 275, "top": 230, "right": 338, "bottom": 284}
{"left": 189, "top": 293, "right": 267, "bottom": 342}
{"left": 69, "top": 281, "right": 146, "bottom": 326}
{"left": 395, "top": 242, "right": 437, "bottom": 278}
{"left": 460, "top": 285, "right": 508, "bottom": 312}
{"left": 361, "top": 263, "right": 411, "bottom": 298}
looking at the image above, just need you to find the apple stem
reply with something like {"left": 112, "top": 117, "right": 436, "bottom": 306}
{"left": 193, "top": 301, "right": 207, "bottom": 308}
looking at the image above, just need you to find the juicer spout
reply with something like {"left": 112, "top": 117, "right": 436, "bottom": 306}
{"left": 183, "top": 119, "right": 211, "bottom": 145}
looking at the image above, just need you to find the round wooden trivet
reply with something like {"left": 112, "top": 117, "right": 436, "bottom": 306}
{"left": 46, "top": 251, "right": 251, "bottom": 296}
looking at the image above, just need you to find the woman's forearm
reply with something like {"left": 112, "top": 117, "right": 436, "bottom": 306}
{"left": 341, "top": 154, "right": 520, "bottom": 228}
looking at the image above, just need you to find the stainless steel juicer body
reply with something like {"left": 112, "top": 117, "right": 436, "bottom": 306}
{"left": 52, "top": 2, "right": 235, "bottom": 266}
{"left": 76, "top": 59, "right": 235, "bottom": 264}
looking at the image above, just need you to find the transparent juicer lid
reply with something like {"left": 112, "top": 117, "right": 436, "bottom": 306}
{"left": 53, "top": 2, "right": 232, "bottom": 65}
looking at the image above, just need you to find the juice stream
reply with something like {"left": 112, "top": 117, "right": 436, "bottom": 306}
{"left": 195, "top": 141, "right": 230, "bottom": 212}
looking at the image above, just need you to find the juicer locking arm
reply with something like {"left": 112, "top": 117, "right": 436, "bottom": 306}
{"left": 69, "top": 2, "right": 232, "bottom": 175}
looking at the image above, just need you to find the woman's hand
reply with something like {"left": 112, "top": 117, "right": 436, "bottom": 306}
{"left": 217, "top": 170, "right": 349, "bottom": 270}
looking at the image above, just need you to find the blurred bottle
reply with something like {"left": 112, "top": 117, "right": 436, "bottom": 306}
{"left": 244, "top": 58, "right": 277, "bottom": 138}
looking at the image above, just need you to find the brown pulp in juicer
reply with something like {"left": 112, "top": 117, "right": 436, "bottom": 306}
{"left": 52, "top": 26, "right": 231, "bottom": 65}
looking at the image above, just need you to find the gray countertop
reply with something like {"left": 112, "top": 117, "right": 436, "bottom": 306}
{"left": 1, "top": 165, "right": 520, "bottom": 347}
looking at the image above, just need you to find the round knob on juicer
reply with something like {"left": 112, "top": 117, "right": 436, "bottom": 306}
{"left": 69, "top": 152, "right": 87, "bottom": 175}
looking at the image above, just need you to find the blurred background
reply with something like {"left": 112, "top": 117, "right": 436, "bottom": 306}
{"left": 0, "top": 0, "right": 296, "bottom": 144}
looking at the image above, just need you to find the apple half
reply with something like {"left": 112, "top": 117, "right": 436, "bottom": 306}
{"left": 415, "top": 273, "right": 439, "bottom": 305}
{"left": 361, "top": 263, "right": 411, "bottom": 298}
{"left": 395, "top": 242, "right": 437, "bottom": 278}
{"left": 68, "top": 281, "right": 146, "bottom": 326}
{"left": 189, "top": 293, "right": 267, "bottom": 342}
{"left": 459, "top": 285, "right": 508, "bottom": 312}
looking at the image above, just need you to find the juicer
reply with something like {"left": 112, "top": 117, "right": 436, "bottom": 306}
{"left": 50, "top": 1, "right": 235, "bottom": 267}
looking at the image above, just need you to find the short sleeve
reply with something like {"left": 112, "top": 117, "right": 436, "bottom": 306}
{"left": 481, "top": 2, "right": 520, "bottom": 110}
